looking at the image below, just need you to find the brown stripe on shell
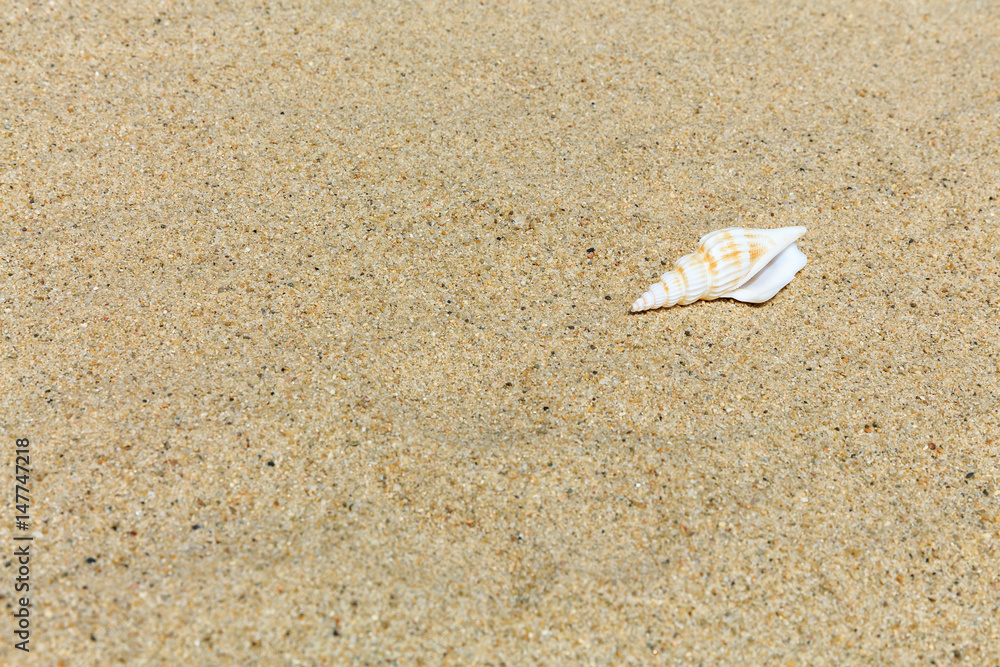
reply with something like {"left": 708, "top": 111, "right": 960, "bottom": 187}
{"left": 703, "top": 249, "right": 719, "bottom": 274}
{"left": 719, "top": 243, "right": 749, "bottom": 268}
{"left": 747, "top": 240, "right": 768, "bottom": 262}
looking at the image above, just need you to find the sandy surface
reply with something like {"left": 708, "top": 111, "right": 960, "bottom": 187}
{"left": 2, "top": 0, "right": 999, "bottom": 663}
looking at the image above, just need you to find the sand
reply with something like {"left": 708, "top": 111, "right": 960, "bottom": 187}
{"left": 1, "top": 0, "right": 998, "bottom": 663}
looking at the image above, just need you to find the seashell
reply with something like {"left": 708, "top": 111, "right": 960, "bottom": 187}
{"left": 630, "top": 226, "right": 807, "bottom": 312}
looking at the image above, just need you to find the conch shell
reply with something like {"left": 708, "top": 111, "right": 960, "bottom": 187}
{"left": 630, "top": 226, "right": 807, "bottom": 312}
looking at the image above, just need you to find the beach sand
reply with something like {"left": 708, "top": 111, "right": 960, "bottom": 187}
{"left": 2, "top": 0, "right": 998, "bottom": 663}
